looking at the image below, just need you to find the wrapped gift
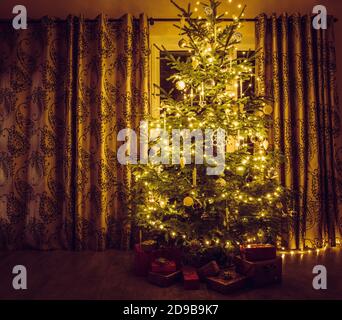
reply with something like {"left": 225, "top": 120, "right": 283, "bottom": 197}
{"left": 134, "top": 244, "right": 154, "bottom": 276}
{"left": 240, "top": 244, "right": 276, "bottom": 262}
{"left": 197, "top": 261, "right": 220, "bottom": 280}
{"left": 206, "top": 270, "right": 248, "bottom": 294}
{"left": 134, "top": 244, "right": 182, "bottom": 277}
{"left": 182, "top": 266, "right": 200, "bottom": 290}
{"left": 234, "top": 256, "right": 282, "bottom": 287}
{"left": 151, "top": 258, "right": 177, "bottom": 274}
{"left": 148, "top": 270, "right": 182, "bottom": 287}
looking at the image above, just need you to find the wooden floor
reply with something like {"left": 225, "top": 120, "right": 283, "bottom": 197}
{"left": 0, "top": 248, "right": 341, "bottom": 300}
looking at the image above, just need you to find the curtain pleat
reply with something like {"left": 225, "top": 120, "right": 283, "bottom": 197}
{"left": 0, "top": 15, "right": 149, "bottom": 250}
{"left": 256, "top": 14, "right": 342, "bottom": 249}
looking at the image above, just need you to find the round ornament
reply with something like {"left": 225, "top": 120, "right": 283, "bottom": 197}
{"left": 160, "top": 198, "right": 167, "bottom": 209}
{"left": 263, "top": 104, "right": 273, "bottom": 115}
{"left": 176, "top": 80, "right": 186, "bottom": 91}
{"left": 183, "top": 196, "right": 194, "bottom": 207}
{"left": 263, "top": 139, "right": 269, "bottom": 150}
{"left": 276, "top": 202, "right": 283, "bottom": 209}
{"left": 255, "top": 110, "right": 264, "bottom": 117}
{"left": 204, "top": 6, "right": 213, "bottom": 15}
{"left": 232, "top": 32, "right": 243, "bottom": 42}
{"left": 204, "top": 78, "right": 215, "bottom": 89}
{"left": 257, "top": 229, "right": 265, "bottom": 238}
{"left": 216, "top": 177, "right": 226, "bottom": 187}
{"left": 236, "top": 165, "right": 246, "bottom": 175}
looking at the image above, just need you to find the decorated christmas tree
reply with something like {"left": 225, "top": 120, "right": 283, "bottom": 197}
{"left": 132, "top": 0, "right": 291, "bottom": 261}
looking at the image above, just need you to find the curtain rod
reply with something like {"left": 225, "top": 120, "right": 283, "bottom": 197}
{"left": 148, "top": 16, "right": 338, "bottom": 25}
{"left": 148, "top": 17, "right": 256, "bottom": 25}
{"left": 0, "top": 16, "right": 337, "bottom": 24}
{"left": 0, "top": 17, "right": 255, "bottom": 23}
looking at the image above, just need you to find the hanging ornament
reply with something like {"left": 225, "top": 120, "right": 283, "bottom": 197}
{"left": 232, "top": 32, "right": 243, "bottom": 42}
{"left": 204, "top": 78, "right": 215, "bottom": 89}
{"left": 176, "top": 80, "right": 186, "bottom": 91}
{"left": 178, "top": 38, "right": 187, "bottom": 48}
{"left": 183, "top": 196, "right": 194, "bottom": 207}
{"left": 159, "top": 198, "right": 167, "bottom": 209}
{"left": 236, "top": 165, "right": 246, "bottom": 175}
{"left": 180, "top": 156, "right": 186, "bottom": 168}
{"left": 263, "top": 139, "right": 269, "bottom": 150}
{"left": 191, "top": 58, "right": 200, "bottom": 69}
{"left": 204, "top": 6, "right": 213, "bottom": 16}
{"left": 216, "top": 177, "right": 226, "bottom": 187}
{"left": 255, "top": 110, "right": 264, "bottom": 117}
{"left": 276, "top": 202, "right": 283, "bottom": 209}
{"left": 257, "top": 229, "right": 265, "bottom": 239}
{"left": 263, "top": 104, "right": 273, "bottom": 115}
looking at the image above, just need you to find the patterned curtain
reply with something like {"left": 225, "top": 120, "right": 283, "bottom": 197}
{"left": 0, "top": 14, "right": 149, "bottom": 250}
{"left": 255, "top": 14, "right": 342, "bottom": 249}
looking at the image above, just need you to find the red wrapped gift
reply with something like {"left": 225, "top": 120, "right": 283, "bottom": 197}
{"left": 235, "top": 256, "right": 282, "bottom": 288}
{"left": 134, "top": 243, "right": 154, "bottom": 276}
{"left": 182, "top": 266, "right": 200, "bottom": 290}
{"left": 151, "top": 258, "right": 177, "bottom": 274}
{"left": 240, "top": 244, "right": 276, "bottom": 261}
{"left": 148, "top": 270, "right": 182, "bottom": 287}
{"left": 134, "top": 244, "right": 182, "bottom": 277}
{"left": 206, "top": 270, "right": 248, "bottom": 294}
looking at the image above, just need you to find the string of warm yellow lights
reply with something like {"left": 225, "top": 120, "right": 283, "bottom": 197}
{"left": 133, "top": 0, "right": 292, "bottom": 250}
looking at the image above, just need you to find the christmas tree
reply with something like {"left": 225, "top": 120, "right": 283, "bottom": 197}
{"left": 132, "top": 0, "right": 291, "bottom": 260}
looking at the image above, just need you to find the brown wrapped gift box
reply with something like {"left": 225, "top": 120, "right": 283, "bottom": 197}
{"left": 206, "top": 270, "right": 249, "bottom": 294}
{"left": 235, "top": 256, "right": 282, "bottom": 287}
{"left": 240, "top": 244, "right": 276, "bottom": 261}
{"left": 197, "top": 260, "right": 220, "bottom": 280}
{"left": 148, "top": 270, "right": 182, "bottom": 287}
